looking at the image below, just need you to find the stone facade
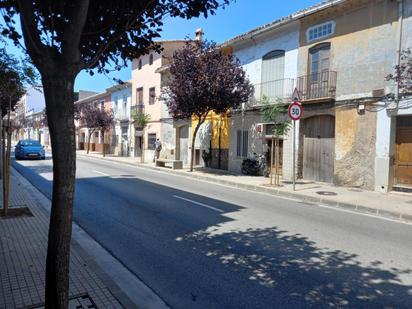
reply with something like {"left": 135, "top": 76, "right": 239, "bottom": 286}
{"left": 335, "top": 106, "right": 376, "bottom": 189}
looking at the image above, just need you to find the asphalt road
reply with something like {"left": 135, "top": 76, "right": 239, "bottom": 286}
{"left": 12, "top": 154, "right": 412, "bottom": 309}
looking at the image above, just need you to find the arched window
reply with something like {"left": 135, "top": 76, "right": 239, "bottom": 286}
{"left": 261, "top": 50, "right": 285, "bottom": 101}
{"left": 138, "top": 59, "right": 142, "bottom": 70}
{"left": 149, "top": 54, "right": 154, "bottom": 65}
{"left": 262, "top": 50, "right": 285, "bottom": 61}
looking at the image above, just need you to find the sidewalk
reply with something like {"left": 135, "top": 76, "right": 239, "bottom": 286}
{"left": 78, "top": 150, "right": 412, "bottom": 224}
{"left": 0, "top": 168, "right": 165, "bottom": 309}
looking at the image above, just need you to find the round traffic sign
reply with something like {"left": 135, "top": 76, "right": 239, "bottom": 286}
{"left": 288, "top": 101, "right": 303, "bottom": 121}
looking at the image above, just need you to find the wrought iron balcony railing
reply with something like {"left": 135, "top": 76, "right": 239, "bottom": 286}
{"left": 114, "top": 110, "right": 129, "bottom": 121}
{"left": 297, "top": 71, "right": 337, "bottom": 101}
{"left": 248, "top": 78, "right": 295, "bottom": 106}
{"left": 130, "top": 104, "right": 145, "bottom": 115}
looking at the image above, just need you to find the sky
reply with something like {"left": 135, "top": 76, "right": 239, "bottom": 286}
{"left": 2, "top": 0, "right": 321, "bottom": 92}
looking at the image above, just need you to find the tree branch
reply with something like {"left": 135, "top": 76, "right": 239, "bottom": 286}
{"left": 62, "top": 0, "right": 90, "bottom": 64}
{"left": 16, "top": 0, "right": 47, "bottom": 64}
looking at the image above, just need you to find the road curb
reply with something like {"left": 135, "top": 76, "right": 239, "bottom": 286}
{"left": 12, "top": 165, "right": 171, "bottom": 309}
{"left": 77, "top": 153, "right": 412, "bottom": 224}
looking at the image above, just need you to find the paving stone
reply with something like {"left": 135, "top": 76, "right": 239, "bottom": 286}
{"left": 0, "top": 171, "right": 124, "bottom": 308}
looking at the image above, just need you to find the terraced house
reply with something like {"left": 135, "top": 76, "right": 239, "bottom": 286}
{"left": 70, "top": 0, "right": 411, "bottom": 194}
{"left": 75, "top": 91, "right": 111, "bottom": 153}
{"left": 221, "top": 0, "right": 412, "bottom": 192}
{"left": 130, "top": 40, "right": 187, "bottom": 163}
{"left": 108, "top": 82, "right": 132, "bottom": 156}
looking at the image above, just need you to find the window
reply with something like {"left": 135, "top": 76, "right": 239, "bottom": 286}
{"left": 306, "top": 21, "right": 335, "bottom": 43}
{"left": 100, "top": 100, "right": 105, "bottom": 110}
{"left": 148, "top": 133, "right": 156, "bottom": 150}
{"left": 138, "top": 59, "right": 142, "bottom": 70}
{"left": 149, "top": 87, "right": 156, "bottom": 105}
{"left": 261, "top": 50, "right": 285, "bottom": 100}
{"left": 236, "top": 130, "right": 248, "bottom": 158}
{"left": 137, "top": 87, "right": 143, "bottom": 105}
{"left": 309, "top": 43, "right": 331, "bottom": 82}
{"left": 149, "top": 54, "right": 153, "bottom": 65}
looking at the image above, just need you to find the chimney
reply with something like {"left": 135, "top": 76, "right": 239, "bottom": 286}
{"left": 195, "top": 28, "right": 204, "bottom": 41}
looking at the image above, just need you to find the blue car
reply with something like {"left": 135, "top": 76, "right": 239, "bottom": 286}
{"left": 15, "top": 140, "right": 46, "bottom": 160}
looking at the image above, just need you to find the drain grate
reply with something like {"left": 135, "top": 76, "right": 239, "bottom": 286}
{"left": 316, "top": 191, "right": 338, "bottom": 196}
{"left": 28, "top": 293, "right": 98, "bottom": 309}
{"left": 119, "top": 174, "right": 136, "bottom": 178}
{"left": 1, "top": 206, "right": 33, "bottom": 218}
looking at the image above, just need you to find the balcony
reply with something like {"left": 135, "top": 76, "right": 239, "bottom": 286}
{"left": 249, "top": 78, "right": 295, "bottom": 106}
{"left": 114, "top": 110, "right": 129, "bottom": 121}
{"left": 131, "top": 104, "right": 145, "bottom": 115}
{"left": 130, "top": 105, "right": 145, "bottom": 130}
{"left": 297, "top": 71, "right": 337, "bottom": 101}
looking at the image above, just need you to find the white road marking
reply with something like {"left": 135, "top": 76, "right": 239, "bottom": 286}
{"left": 92, "top": 170, "right": 110, "bottom": 177}
{"left": 173, "top": 195, "right": 224, "bottom": 213}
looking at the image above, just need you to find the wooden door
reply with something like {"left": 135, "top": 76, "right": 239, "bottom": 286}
{"left": 134, "top": 136, "right": 142, "bottom": 157}
{"left": 395, "top": 116, "right": 412, "bottom": 185}
{"left": 303, "top": 115, "right": 335, "bottom": 183}
{"left": 179, "top": 126, "right": 189, "bottom": 164}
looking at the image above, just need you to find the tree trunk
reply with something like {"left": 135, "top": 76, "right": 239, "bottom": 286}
{"left": 102, "top": 130, "right": 105, "bottom": 157}
{"left": 87, "top": 131, "right": 92, "bottom": 154}
{"left": 42, "top": 72, "right": 76, "bottom": 309}
{"left": 4, "top": 100, "right": 12, "bottom": 217}
{"left": 0, "top": 107, "right": 3, "bottom": 180}
{"left": 190, "top": 121, "right": 202, "bottom": 172}
{"left": 270, "top": 136, "right": 274, "bottom": 185}
{"left": 218, "top": 120, "right": 222, "bottom": 170}
{"left": 2, "top": 126, "right": 6, "bottom": 216}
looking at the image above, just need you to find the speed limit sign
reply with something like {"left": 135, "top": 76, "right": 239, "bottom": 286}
{"left": 288, "top": 101, "right": 303, "bottom": 121}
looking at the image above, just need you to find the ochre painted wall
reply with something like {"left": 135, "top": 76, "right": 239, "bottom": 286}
{"left": 192, "top": 112, "right": 230, "bottom": 149}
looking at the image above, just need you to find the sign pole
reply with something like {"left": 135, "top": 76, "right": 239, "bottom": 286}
{"left": 289, "top": 88, "right": 303, "bottom": 192}
{"left": 292, "top": 120, "right": 296, "bottom": 191}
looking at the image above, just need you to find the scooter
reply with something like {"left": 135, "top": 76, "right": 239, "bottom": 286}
{"left": 241, "top": 153, "right": 269, "bottom": 177}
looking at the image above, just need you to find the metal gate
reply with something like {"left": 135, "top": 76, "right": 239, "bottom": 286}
{"left": 302, "top": 115, "right": 335, "bottom": 183}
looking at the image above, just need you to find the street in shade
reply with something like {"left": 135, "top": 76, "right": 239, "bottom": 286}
{"left": 13, "top": 155, "right": 412, "bottom": 309}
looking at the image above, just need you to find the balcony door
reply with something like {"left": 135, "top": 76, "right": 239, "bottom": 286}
{"left": 309, "top": 43, "right": 330, "bottom": 99}
{"left": 261, "top": 50, "right": 285, "bottom": 102}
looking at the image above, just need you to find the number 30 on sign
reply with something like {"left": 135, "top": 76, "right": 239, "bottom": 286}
{"left": 288, "top": 101, "right": 303, "bottom": 121}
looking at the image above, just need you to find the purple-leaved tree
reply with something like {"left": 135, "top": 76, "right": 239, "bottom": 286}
{"left": 80, "top": 103, "right": 114, "bottom": 156}
{"left": 387, "top": 48, "right": 412, "bottom": 96}
{"left": 164, "top": 40, "right": 253, "bottom": 171}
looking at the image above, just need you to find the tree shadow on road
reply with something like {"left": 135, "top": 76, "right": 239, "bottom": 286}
{"left": 181, "top": 227, "right": 412, "bottom": 308}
